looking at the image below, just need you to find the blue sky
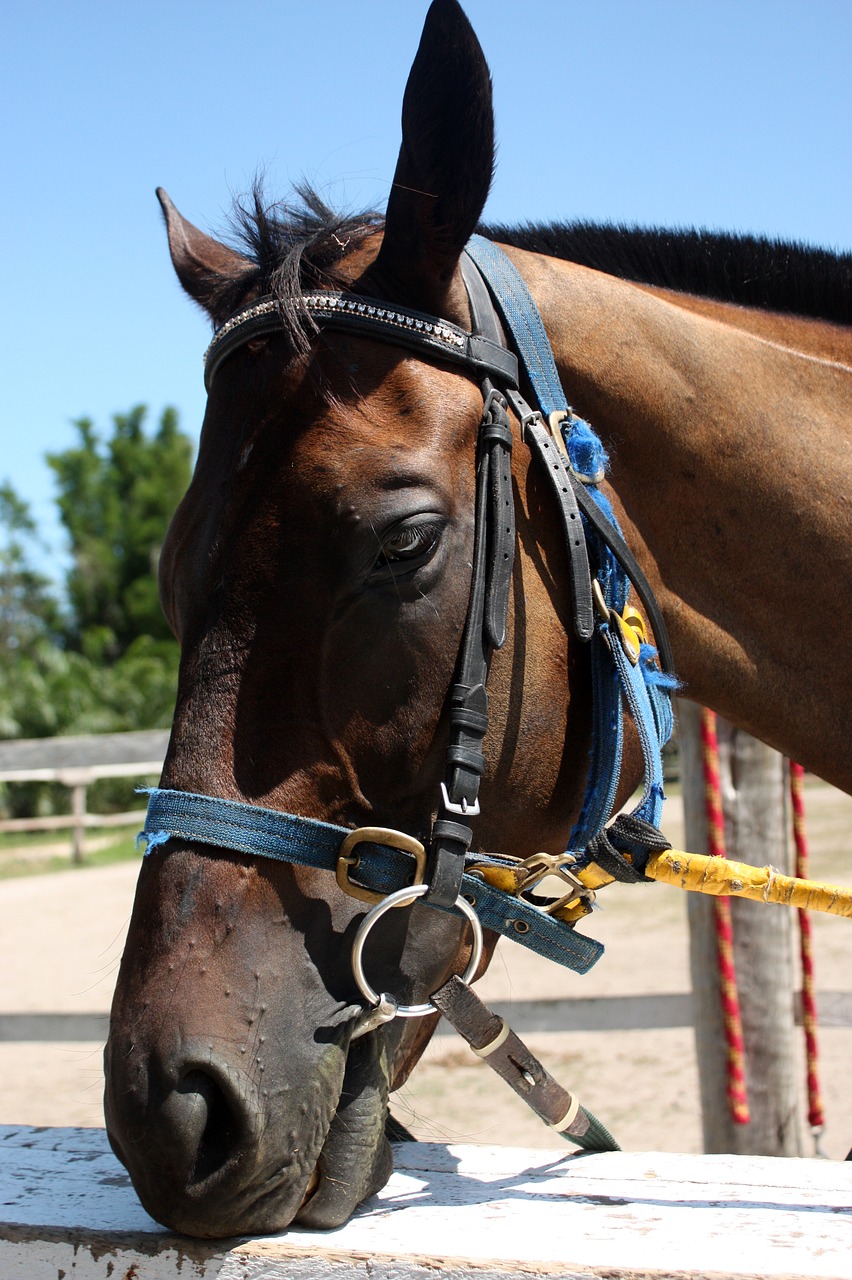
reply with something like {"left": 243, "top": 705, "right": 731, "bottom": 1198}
{"left": 2, "top": 0, "right": 849, "bottom": 575}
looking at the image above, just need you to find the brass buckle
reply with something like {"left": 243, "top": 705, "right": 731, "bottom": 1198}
{"left": 549, "top": 409, "right": 605, "bottom": 483}
{"left": 592, "top": 579, "right": 645, "bottom": 665}
{"left": 517, "top": 850, "right": 596, "bottom": 915}
{"left": 517, "top": 850, "right": 577, "bottom": 892}
{"left": 336, "top": 827, "right": 426, "bottom": 905}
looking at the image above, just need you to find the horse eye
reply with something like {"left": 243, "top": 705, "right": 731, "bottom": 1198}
{"left": 376, "top": 522, "right": 440, "bottom": 568}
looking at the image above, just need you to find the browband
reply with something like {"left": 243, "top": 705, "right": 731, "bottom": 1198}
{"left": 203, "top": 292, "right": 519, "bottom": 392}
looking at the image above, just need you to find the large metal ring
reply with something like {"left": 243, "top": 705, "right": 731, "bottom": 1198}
{"left": 351, "top": 883, "right": 484, "bottom": 1019}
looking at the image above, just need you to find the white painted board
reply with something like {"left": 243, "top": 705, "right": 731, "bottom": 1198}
{"left": 1, "top": 1125, "right": 851, "bottom": 1279}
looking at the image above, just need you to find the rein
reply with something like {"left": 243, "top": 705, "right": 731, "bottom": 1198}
{"left": 140, "top": 240, "right": 681, "bottom": 1152}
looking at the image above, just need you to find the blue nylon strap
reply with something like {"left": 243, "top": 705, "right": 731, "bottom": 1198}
{"left": 467, "top": 236, "right": 567, "bottom": 419}
{"left": 141, "top": 789, "right": 604, "bottom": 975}
{"left": 567, "top": 631, "right": 624, "bottom": 851}
{"left": 606, "top": 627, "right": 666, "bottom": 831}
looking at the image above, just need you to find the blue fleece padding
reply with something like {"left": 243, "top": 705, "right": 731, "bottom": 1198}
{"left": 566, "top": 416, "right": 609, "bottom": 480}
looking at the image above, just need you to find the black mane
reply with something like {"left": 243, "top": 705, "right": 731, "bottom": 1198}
{"left": 479, "top": 221, "right": 852, "bottom": 327}
{"left": 225, "top": 188, "right": 851, "bottom": 332}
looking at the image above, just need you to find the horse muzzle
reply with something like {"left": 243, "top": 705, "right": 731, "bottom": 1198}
{"left": 104, "top": 1010, "right": 393, "bottom": 1237}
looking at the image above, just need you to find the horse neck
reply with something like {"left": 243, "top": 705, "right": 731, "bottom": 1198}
{"left": 636, "top": 285, "right": 852, "bottom": 365}
{"left": 506, "top": 245, "right": 852, "bottom": 793}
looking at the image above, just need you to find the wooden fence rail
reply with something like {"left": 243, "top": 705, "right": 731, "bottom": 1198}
{"left": 2, "top": 1126, "right": 850, "bottom": 1279}
{"left": 0, "top": 729, "right": 168, "bottom": 861}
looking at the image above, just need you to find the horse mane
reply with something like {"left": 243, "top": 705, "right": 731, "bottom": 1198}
{"left": 478, "top": 221, "right": 852, "bottom": 327}
{"left": 225, "top": 186, "right": 851, "bottom": 335}
{"left": 222, "top": 184, "right": 384, "bottom": 352}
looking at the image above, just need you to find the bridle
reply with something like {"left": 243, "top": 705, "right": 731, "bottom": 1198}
{"left": 142, "top": 237, "right": 677, "bottom": 1024}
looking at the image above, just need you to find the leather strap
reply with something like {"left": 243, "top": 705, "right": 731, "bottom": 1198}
{"left": 204, "top": 292, "right": 519, "bottom": 392}
{"left": 431, "top": 975, "right": 619, "bottom": 1151}
{"left": 524, "top": 418, "right": 595, "bottom": 641}
{"left": 461, "top": 257, "right": 516, "bottom": 649}
{"left": 427, "top": 389, "right": 514, "bottom": 904}
{"left": 426, "top": 259, "right": 518, "bottom": 908}
{"left": 568, "top": 475, "right": 675, "bottom": 676}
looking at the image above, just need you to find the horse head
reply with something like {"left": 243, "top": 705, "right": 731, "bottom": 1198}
{"left": 105, "top": 0, "right": 646, "bottom": 1237}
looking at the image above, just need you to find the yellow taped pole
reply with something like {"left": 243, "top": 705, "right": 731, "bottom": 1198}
{"left": 646, "top": 848, "right": 852, "bottom": 919}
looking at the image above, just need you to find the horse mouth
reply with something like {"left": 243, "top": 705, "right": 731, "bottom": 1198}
{"left": 292, "top": 1028, "right": 393, "bottom": 1229}
{"left": 299, "top": 1166, "right": 322, "bottom": 1211}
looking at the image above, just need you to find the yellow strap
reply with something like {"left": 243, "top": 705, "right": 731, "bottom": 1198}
{"left": 472, "top": 847, "right": 852, "bottom": 922}
{"left": 646, "top": 849, "right": 852, "bottom": 919}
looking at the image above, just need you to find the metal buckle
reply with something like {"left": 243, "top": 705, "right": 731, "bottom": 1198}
{"left": 547, "top": 409, "right": 569, "bottom": 455}
{"left": 439, "top": 782, "right": 481, "bottom": 817}
{"left": 517, "top": 850, "right": 576, "bottom": 892}
{"left": 592, "top": 579, "right": 644, "bottom": 665}
{"left": 336, "top": 827, "right": 426, "bottom": 905}
{"left": 517, "top": 850, "right": 596, "bottom": 914}
{"left": 505, "top": 388, "right": 541, "bottom": 439}
{"left": 551, "top": 409, "right": 606, "bottom": 483}
{"left": 592, "top": 578, "right": 610, "bottom": 622}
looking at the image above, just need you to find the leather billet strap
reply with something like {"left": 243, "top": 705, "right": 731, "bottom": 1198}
{"left": 140, "top": 788, "right": 604, "bottom": 974}
{"left": 570, "top": 477, "right": 675, "bottom": 677}
{"left": 520, "top": 411, "right": 595, "bottom": 642}
{"left": 430, "top": 975, "right": 619, "bottom": 1152}
{"left": 203, "top": 292, "right": 519, "bottom": 392}
{"left": 426, "top": 257, "right": 517, "bottom": 908}
{"left": 427, "top": 383, "right": 515, "bottom": 907}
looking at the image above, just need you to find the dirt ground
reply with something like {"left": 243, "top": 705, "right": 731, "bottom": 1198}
{"left": 1, "top": 779, "right": 851, "bottom": 1160}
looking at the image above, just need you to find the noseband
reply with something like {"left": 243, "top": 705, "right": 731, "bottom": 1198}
{"left": 143, "top": 237, "right": 677, "bottom": 987}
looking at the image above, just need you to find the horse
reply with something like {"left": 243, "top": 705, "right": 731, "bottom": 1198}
{"left": 104, "top": 0, "right": 852, "bottom": 1240}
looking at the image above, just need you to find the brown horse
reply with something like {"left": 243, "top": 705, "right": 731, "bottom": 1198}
{"left": 104, "top": 0, "right": 852, "bottom": 1240}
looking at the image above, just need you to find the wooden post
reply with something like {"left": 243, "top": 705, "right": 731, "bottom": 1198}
{"left": 678, "top": 700, "right": 802, "bottom": 1155}
{"left": 70, "top": 783, "right": 87, "bottom": 864}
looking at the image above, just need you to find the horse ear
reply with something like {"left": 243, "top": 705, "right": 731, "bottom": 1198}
{"left": 374, "top": 0, "right": 494, "bottom": 310}
{"left": 156, "top": 188, "right": 253, "bottom": 325}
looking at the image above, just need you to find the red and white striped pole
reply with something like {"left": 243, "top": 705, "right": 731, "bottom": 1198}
{"left": 789, "top": 761, "right": 825, "bottom": 1151}
{"left": 699, "top": 708, "right": 750, "bottom": 1125}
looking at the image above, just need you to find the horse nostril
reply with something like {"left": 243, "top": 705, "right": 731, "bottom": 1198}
{"left": 163, "top": 1068, "right": 245, "bottom": 1185}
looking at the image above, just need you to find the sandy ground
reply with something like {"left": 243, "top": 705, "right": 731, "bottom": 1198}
{"left": 1, "top": 781, "right": 851, "bottom": 1160}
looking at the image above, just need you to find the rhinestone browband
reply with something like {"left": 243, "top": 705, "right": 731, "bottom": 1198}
{"left": 202, "top": 289, "right": 519, "bottom": 391}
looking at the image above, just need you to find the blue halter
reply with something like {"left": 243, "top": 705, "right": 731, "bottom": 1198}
{"left": 140, "top": 239, "right": 677, "bottom": 973}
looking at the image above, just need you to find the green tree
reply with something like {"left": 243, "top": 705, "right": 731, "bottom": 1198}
{"left": 0, "top": 410, "right": 192, "bottom": 818}
{"left": 47, "top": 405, "right": 192, "bottom": 659}
{"left": 0, "top": 483, "right": 61, "bottom": 661}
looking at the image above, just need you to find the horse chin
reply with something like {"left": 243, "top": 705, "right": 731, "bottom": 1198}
{"left": 105, "top": 1026, "right": 393, "bottom": 1237}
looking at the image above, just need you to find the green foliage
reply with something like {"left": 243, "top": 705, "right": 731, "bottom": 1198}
{"left": 0, "top": 482, "right": 62, "bottom": 665}
{"left": 47, "top": 405, "right": 192, "bottom": 658}
{"left": 0, "top": 408, "right": 193, "bottom": 819}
